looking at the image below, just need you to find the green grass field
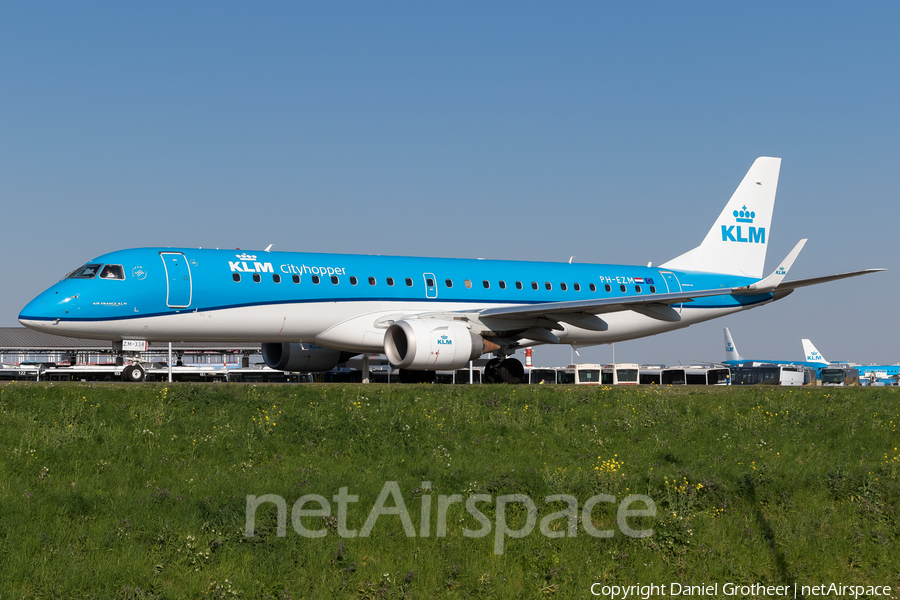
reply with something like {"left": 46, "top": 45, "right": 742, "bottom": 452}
{"left": 1, "top": 382, "right": 898, "bottom": 599}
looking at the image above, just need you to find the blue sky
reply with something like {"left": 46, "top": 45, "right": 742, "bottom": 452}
{"left": 2, "top": 2, "right": 897, "bottom": 367}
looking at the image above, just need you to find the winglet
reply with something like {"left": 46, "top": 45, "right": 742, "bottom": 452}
{"left": 736, "top": 239, "right": 807, "bottom": 292}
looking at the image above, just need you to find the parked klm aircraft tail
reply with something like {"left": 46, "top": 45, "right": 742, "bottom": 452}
{"left": 802, "top": 339, "right": 828, "bottom": 365}
{"left": 661, "top": 157, "right": 780, "bottom": 278}
{"left": 722, "top": 327, "right": 831, "bottom": 369}
{"left": 724, "top": 327, "right": 742, "bottom": 362}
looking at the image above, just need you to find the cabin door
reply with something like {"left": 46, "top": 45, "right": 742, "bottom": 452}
{"left": 160, "top": 252, "right": 192, "bottom": 308}
{"left": 659, "top": 271, "right": 682, "bottom": 314}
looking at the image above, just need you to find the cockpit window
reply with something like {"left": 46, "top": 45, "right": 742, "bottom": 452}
{"left": 100, "top": 265, "right": 125, "bottom": 280}
{"left": 67, "top": 264, "right": 102, "bottom": 279}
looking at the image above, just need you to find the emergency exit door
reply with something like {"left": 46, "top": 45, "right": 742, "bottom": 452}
{"left": 423, "top": 273, "right": 438, "bottom": 299}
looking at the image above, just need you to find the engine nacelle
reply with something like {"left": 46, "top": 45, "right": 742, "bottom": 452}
{"left": 261, "top": 343, "right": 343, "bottom": 372}
{"left": 383, "top": 319, "right": 491, "bottom": 371}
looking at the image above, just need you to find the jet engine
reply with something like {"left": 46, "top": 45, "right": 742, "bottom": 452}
{"left": 383, "top": 319, "right": 496, "bottom": 370}
{"left": 261, "top": 343, "right": 345, "bottom": 372}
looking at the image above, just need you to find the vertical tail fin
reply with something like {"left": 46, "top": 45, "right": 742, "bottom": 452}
{"left": 660, "top": 157, "right": 781, "bottom": 278}
{"left": 801, "top": 339, "right": 828, "bottom": 365}
{"left": 724, "top": 327, "right": 742, "bottom": 362}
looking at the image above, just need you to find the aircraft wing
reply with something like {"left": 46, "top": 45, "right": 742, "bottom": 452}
{"left": 477, "top": 287, "right": 741, "bottom": 323}
{"left": 770, "top": 268, "right": 886, "bottom": 292}
{"left": 476, "top": 266, "right": 885, "bottom": 325}
{"left": 724, "top": 241, "right": 885, "bottom": 294}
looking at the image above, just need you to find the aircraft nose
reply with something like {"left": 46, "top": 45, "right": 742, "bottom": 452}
{"left": 20, "top": 293, "right": 45, "bottom": 319}
{"left": 18, "top": 286, "right": 72, "bottom": 330}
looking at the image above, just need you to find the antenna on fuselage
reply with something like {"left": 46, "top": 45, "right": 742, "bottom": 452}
{"left": 569, "top": 256, "right": 575, "bottom": 264}
{"left": 265, "top": 244, "right": 273, "bottom": 252}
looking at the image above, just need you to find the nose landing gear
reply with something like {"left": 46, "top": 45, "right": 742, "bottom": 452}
{"left": 112, "top": 341, "right": 147, "bottom": 382}
{"left": 121, "top": 363, "right": 145, "bottom": 382}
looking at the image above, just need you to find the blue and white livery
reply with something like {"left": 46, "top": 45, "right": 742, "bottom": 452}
{"left": 19, "top": 157, "right": 883, "bottom": 383}
{"left": 723, "top": 327, "right": 830, "bottom": 369}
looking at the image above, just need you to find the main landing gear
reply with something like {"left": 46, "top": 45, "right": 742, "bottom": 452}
{"left": 483, "top": 357, "right": 525, "bottom": 384}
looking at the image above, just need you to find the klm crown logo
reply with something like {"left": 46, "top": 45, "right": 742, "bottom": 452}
{"left": 229, "top": 252, "right": 274, "bottom": 273}
{"left": 734, "top": 207, "right": 755, "bottom": 223}
{"left": 722, "top": 205, "right": 765, "bottom": 244}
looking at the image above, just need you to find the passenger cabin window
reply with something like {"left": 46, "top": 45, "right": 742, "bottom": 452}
{"left": 465, "top": 279, "right": 472, "bottom": 289}
{"left": 233, "top": 273, "right": 241, "bottom": 282}
{"left": 292, "top": 275, "right": 300, "bottom": 284}
{"left": 350, "top": 276, "right": 358, "bottom": 285}
{"left": 273, "top": 274, "right": 281, "bottom": 283}
{"left": 649, "top": 285, "right": 656, "bottom": 293}
{"left": 531, "top": 282, "right": 538, "bottom": 290}
{"left": 100, "top": 265, "right": 125, "bottom": 280}
{"left": 387, "top": 277, "right": 395, "bottom": 286}
{"left": 589, "top": 283, "right": 596, "bottom": 292}
{"left": 515, "top": 281, "right": 523, "bottom": 290}
{"left": 574, "top": 283, "right": 581, "bottom": 291}
{"left": 68, "top": 264, "right": 102, "bottom": 279}
{"left": 560, "top": 282, "right": 567, "bottom": 291}
{"left": 253, "top": 273, "right": 261, "bottom": 283}
{"left": 331, "top": 276, "right": 339, "bottom": 284}
{"left": 499, "top": 281, "right": 506, "bottom": 289}
{"left": 482, "top": 280, "right": 490, "bottom": 289}
{"left": 312, "top": 275, "right": 320, "bottom": 284}
{"left": 635, "top": 285, "right": 642, "bottom": 293}
{"left": 605, "top": 284, "right": 612, "bottom": 292}
{"left": 405, "top": 278, "right": 413, "bottom": 287}
{"left": 445, "top": 279, "right": 453, "bottom": 288}
{"left": 426, "top": 278, "right": 434, "bottom": 287}
{"left": 545, "top": 282, "right": 552, "bottom": 291}
{"left": 368, "top": 277, "right": 376, "bottom": 286}
{"left": 620, "top": 284, "right": 626, "bottom": 293}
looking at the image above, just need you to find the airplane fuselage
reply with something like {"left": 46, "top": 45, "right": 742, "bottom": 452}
{"left": 19, "top": 247, "right": 772, "bottom": 352}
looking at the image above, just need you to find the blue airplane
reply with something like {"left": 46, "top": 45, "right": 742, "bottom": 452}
{"left": 855, "top": 365, "right": 900, "bottom": 385}
{"left": 724, "top": 328, "right": 898, "bottom": 385}
{"left": 722, "top": 327, "right": 830, "bottom": 368}
{"left": 19, "top": 157, "right": 883, "bottom": 383}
